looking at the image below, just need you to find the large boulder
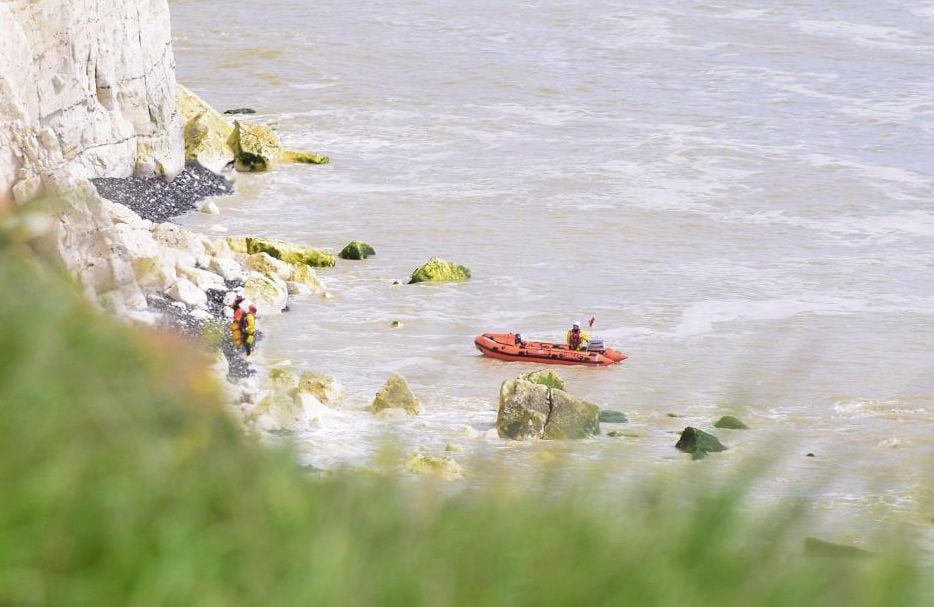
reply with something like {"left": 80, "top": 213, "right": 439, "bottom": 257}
{"left": 408, "top": 257, "right": 471, "bottom": 284}
{"left": 245, "top": 237, "right": 335, "bottom": 268}
{"left": 338, "top": 240, "right": 376, "bottom": 260}
{"left": 177, "top": 84, "right": 235, "bottom": 173}
{"left": 542, "top": 389, "right": 600, "bottom": 439}
{"left": 166, "top": 277, "right": 207, "bottom": 308}
{"left": 497, "top": 371, "right": 600, "bottom": 440}
{"left": 675, "top": 427, "right": 727, "bottom": 460}
{"left": 242, "top": 271, "right": 289, "bottom": 314}
{"left": 497, "top": 378, "right": 552, "bottom": 440}
{"left": 228, "top": 120, "right": 280, "bottom": 172}
{"left": 371, "top": 373, "right": 420, "bottom": 415}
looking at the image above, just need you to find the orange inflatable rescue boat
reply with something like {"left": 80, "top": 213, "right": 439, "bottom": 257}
{"left": 474, "top": 332, "right": 627, "bottom": 367}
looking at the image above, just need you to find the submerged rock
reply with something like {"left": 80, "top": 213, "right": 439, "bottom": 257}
{"left": 280, "top": 148, "right": 330, "bottom": 165}
{"left": 675, "top": 427, "right": 727, "bottom": 460}
{"left": 371, "top": 373, "right": 420, "bottom": 415}
{"left": 223, "top": 108, "right": 256, "bottom": 115}
{"left": 245, "top": 237, "right": 335, "bottom": 268}
{"left": 803, "top": 537, "right": 874, "bottom": 558}
{"left": 405, "top": 454, "right": 463, "bottom": 481}
{"left": 497, "top": 371, "right": 600, "bottom": 440}
{"left": 229, "top": 120, "right": 279, "bottom": 172}
{"left": 599, "top": 410, "right": 628, "bottom": 423}
{"left": 338, "top": 240, "right": 376, "bottom": 260}
{"left": 408, "top": 257, "right": 471, "bottom": 284}
{"left": 714, "top": 415, "right": 749, "bottom": 430}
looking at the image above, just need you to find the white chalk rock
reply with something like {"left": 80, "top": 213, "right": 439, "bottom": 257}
{"left": 177, "top": 265, "right": 226, "bottom": 292}
{"left": 166, "top": 277, "right": 208, "bottom": 308}
{"left": 153, "top": 223, "right": 207, "bottom": 258}
{"left": 210, "top": 256, "right": 244, "bottom": 281}
{"left": 199, "top": 200, "right": 220, "bottom": 215}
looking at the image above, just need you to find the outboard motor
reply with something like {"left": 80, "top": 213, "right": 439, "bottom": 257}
{"left": 586, "top": 338, "right": 606, "bottom": 353}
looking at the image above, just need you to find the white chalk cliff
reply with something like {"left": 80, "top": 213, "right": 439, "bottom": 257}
{"left": 0, "top": 0, "right": 183, "bottom": 208}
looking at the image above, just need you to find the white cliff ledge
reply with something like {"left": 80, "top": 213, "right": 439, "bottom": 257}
{"left": 0, "top": 0, "right": 183, "bottom": 208}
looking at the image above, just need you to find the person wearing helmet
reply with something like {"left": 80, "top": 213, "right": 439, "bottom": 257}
{"left": 566, "top": 320, "right": 590, "bottom": 351}
{"left": 241, "top": 304, "right": 258, "bottom": 356}
{"left": 229, "top": 295, "right": 245, "bottom": 350}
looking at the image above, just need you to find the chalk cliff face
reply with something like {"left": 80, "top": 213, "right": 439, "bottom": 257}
{"left": 0, "top": 0, "right": 183, "bottom": 208}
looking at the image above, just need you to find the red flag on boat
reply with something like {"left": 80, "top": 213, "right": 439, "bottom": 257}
{"left": 588, "top": 316, "right": 595, "bottom": 327}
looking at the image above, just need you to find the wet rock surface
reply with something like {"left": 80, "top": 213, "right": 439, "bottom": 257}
{"left": 92, "top": 162, "right": 233, "bottom": 223}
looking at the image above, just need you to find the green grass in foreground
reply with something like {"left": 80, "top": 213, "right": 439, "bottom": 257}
{"left": 0, "top": 247, "right": 929, "bottom": 606}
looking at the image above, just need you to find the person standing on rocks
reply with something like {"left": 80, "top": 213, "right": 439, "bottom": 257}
{"left": 241, "top": 304, "right": 257, "bottom": 356}
{"left": 230, "top": 295, "right": 245, "bottom": 351}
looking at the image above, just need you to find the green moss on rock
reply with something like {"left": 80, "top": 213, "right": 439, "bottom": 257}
{"left": 404, "top": 454, "right": 463, "bottom": 481}
{"left": 280, "top": 148, "right": 330, "bottom": 165}
{"left": 520, "top": 370, "right": 565, "bottom": 391}
{"left": 675, "top": 427, "right": 727, "bottom": 460}
{"left": 228, "top": 121, "right": 280, "bottom": 172}
{"left": 714, "top": 415, "right": 749, "bottom": 430}
{"left": 338, "top": 240, "right": 376, "bottom": 260}
{"left": 245, "top": 237, "right": 335, "bottom": 268}
{"left": 408, "top": 257, "right": 471, "bottom": 284}
{"left": 371, "top": 373, "right": 420, "bottom": 415}
{"left": 600, "top": 410, "right": 628, "bottom": 423}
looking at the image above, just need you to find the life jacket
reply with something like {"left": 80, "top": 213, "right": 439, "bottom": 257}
{"left": 566, "top": 328, "right": 589, "bottom": 351}
{"left": 230, "top": 308, "right": 244, "bottom": 347}
{"left": 241, "top": 313, "right": 256, "bottom": 345}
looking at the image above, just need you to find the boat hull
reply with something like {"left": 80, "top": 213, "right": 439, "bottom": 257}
{"left": 474, "top": 333, "right": 627, "bottom": 366}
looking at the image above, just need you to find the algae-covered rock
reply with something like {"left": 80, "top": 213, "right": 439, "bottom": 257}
{"left": 245, "top": 252, "right": 293, "bottom": 281}
{"left": 600, "top": 410, "right": 628, "bottom": 423}
{"left": 298, "top": 372, "right": 345, "bottom": 405}
{"left": 245, "top": 237, "right": 335, "bottom": 268}
{"left": 281, "top": 148, "right": 330, "bottom": 165}
{"left": 675, "top": 427, "right": 727, "bottom": 460}
{"left": 338, "top": 240, "right": 376, "bottom": 260}
{"left": 176, "top": 84, "right": 235, "bottom": 173}
{"left": 408, "top": 257, "right": 471, "bottom": 284}
{"left": 242, "top": 271, "right": 288, "bottom": 314}
{"left": 289, "top": 263, "right": 324, "bottom": 291}
{"left": 405, "top": 454, "right": 463, "bottom": 481}
{"left": 371, "top": 373, "right": 420, "bottom": 415}
{"left": 714, "top": 415, "right": 749, "bottom": 430}
{"left": 521, "top": 369, "right": 565, "bottom": 391}
{"left": 543, "top": 389, "right": 600, "bottom": 440}
{"left": 496, "top": 373, "right": 600, "bottom": 440}
{"left": 268, "top": 367, "right": 298, "bottom": 390}
{"left": 228, "top": 120, "right": 280, "bottom": 172}
{"left": 497, "top": 378, "right": 552, "bottom": 440}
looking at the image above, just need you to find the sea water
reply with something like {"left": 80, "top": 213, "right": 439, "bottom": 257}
{"left": 171, "top": 0, "right": 934, "bottom": 532}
